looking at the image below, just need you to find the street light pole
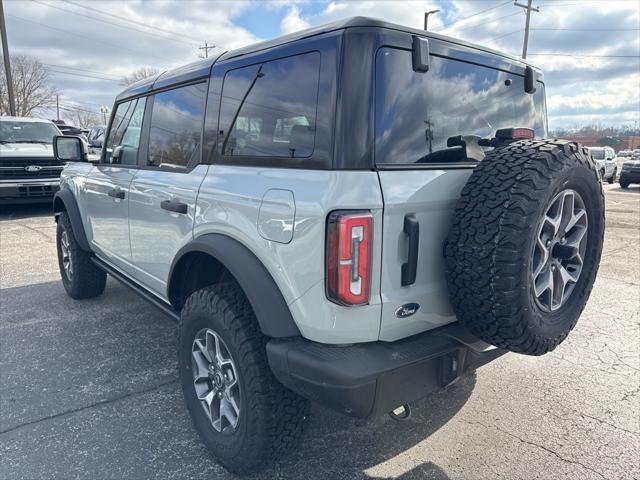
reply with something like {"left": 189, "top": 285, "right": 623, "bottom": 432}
{"left": 424, "top": 9, "right": 440, "bottom": 31}
{"left": 0, "top": 0, "right": 17, "bottom": 116}
{"left": 99, "top": 105, "right": 109, "bottom": 125}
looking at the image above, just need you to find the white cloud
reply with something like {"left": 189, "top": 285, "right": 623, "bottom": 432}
{"left": 3, "top": 0, "right": 639, "bottom": 128}
{"left": 280, "top": 5, "right": 311, "bottom": 34}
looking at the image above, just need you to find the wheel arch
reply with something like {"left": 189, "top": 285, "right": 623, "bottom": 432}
{"left": 168, "top": 234, "right": 301, "bottom": 338}
{"left": 53, "top": 189, "right": 91, "bottom": 252}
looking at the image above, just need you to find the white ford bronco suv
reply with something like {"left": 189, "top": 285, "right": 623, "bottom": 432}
{"left": 51, "top": 18, "right": 605, "bottom": 475}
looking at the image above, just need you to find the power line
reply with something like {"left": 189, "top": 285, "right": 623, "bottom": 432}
{"left": 485, "top": 29, "right": 525, "bottom": 43}
{"left": 44, "top": 63, "right": 122, "bottom": 80}
{"left": 532, "top": 28, "right": 640, "bottom": 31}
{"left": 438, "top": 10, "right": 521, "bottom": 34}
{"left": 435, "top": 1, "right": 512, "bottom": 31}
{"left": 527, "top": 53, "right": 640, "bottom": 58}
{"left": 61, "top": 0, "right": 211, "bottom": 46}
{"left": 6, "top": 14, "right": 175, "bottom": 63}
{"left": 31, "top": 0, "right": 197, "bottom": 47}
{"left": 48, "top": 69, "right": 121, "bottom": 82}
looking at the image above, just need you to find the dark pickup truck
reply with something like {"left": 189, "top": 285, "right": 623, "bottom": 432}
{"left": 0, "top": 116, "right": 64, "bottom": 204}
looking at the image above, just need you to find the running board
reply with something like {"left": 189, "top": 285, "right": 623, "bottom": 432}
{"left": 91, "top": 256, "right": 180, "bottom": 322}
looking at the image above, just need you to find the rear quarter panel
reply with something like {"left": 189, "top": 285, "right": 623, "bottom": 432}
{"left": 194, "top": 167, "right": 384, "bottom": 344}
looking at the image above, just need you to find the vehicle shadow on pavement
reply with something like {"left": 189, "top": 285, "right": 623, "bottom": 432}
{"left": 0, "top": 203, "right": 52, "bottom": 221}
{"left": 0, "top": 278, "right": 472, "bottom": 480}
{"left": 266, "top": 374, "right": 474, "bottom": 480}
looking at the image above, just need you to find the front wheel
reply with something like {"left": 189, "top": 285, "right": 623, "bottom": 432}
{"left": 620, "top": 181, "right": 629, "bottom": 189}
{"left": 178, "top": 283, "right": 309, "bottom": 475}
{"left": 56, "top": 212, "right": 106, "bottom": 299}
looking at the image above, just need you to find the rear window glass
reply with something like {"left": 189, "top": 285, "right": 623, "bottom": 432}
{"left": 375, "top": 48, "right": 547, "bottom": 166}
{"left": 219, "top": 52, "right": 320, "bottom": 158}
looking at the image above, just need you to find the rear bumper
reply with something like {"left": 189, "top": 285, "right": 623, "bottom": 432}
{"left": 0, "top": 179, "right": 60, "bottom": 203}
{"left": 267, "top": 323, "right": 506, "bottom": 419}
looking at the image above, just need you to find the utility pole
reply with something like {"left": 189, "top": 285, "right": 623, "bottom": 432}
{"left": 198, "top": 41, "right": 215, "bottom": 58}
{"left": 424, "top": 9, "right": 440, "bottom": 30}
{"left": 514, "top": 0, "right": 539, "bottom": 59}
{"left": 56, "top": 95, "right": 60, "bottom": 121}
{"left": 0, "top": 0, "right": 16, "bottom": 116}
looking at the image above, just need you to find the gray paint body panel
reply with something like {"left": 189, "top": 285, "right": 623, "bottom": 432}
{"left": 128, "top": 165, "right": 209, "bottom": 296}
{"left": 377, "top": 169, "right": 473, "bottom": 341}
{"left": 194, "top": 166, "right": 384, "bottom": 344}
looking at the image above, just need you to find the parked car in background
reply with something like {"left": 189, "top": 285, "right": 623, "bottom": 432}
{"left": 58, "top": 124, "right": 85, "bottom": 137}
{"left": 633, "top": 149, "right": 640, "bottom": 159}
{"left": 619, "top": 156, "right": 640, "bottom": 189}
{"left": 617, "top": 150, "right": 632, "bottom": 158}
{"left": 0, "top": 116, "right": 63, "bottom": 203}
{"left": 587, "top": 146, "right": 617, "bottom": 183}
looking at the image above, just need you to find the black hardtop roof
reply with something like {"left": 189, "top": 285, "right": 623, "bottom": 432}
{"left": 116, "top": 16, "right": 536, "bottom": 102}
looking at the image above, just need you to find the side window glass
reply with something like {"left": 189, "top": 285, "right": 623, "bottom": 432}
{"left": 147, "top": 82, "right": 207, "bottom": 169}
{"left": 105, "top": 97, "right": 146, "bottom": 165}
{"left": 219, "top": 52, "right": 320, "bottom": 158}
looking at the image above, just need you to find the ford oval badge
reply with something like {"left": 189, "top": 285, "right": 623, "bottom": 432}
{"left": 395, "top": 303, "right": 420, "bottom": 318}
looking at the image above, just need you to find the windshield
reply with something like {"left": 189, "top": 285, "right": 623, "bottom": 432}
{"left": 0, "top": 121, "right": 60, "bottom": 144}
{"left": 589, "top": 149, "right": 605, "bottom": 160}
{"left": 375, "top": 48, "right": 547, "bottom": 165}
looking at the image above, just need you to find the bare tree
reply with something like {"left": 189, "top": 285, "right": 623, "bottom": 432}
{"left": 0, "top": 55, "right": 58, "bottom": 116}
{"left": 121, "top": 66, "right": 160, "bottom": 86}
{"left": 63, "top": 106, "right": 101, "bottom": 129}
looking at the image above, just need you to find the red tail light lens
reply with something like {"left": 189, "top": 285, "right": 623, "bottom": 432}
{"left": 326, "top": 211, "right": 373, "bottom": 306}
{"left": 495, "top": 127, "right": 535, "bottom": 140}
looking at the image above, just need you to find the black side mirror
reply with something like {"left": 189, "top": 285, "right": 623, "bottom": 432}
{"left": 53, "top": 135, "right": 90, "bottom": 162}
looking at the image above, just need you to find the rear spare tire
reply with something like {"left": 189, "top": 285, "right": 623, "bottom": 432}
{"left": 444, "top": 140, "right": 604, "bottom": 355}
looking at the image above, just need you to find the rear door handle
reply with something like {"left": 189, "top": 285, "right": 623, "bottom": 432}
{"left": 107, "top": 188, "right": 125, "bottom": 199}
{"left": 401, "top": 214, "right": 419, "bottom": 286}
{"left": 160, "top": 199, "right": 188, "bottom": 214}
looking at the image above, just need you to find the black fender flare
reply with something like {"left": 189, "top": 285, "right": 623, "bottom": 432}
{"left": 53, "top": 189, "right": 91, "bottom": 252}
{"left": 168, "top": 234, "right": 301, "bottom": 338}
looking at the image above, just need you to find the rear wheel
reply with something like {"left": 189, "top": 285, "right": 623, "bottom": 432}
{"left": 178, "top": 283, "right": 309, "bottom": 475}
{"left": 445, "top": 140, "right": 604, "bottom": 355}
{"left": 607, "top": 168, "right": 616, "bottom": 184}
{"left": 56, "top": 212, "right": 106, "bottom": 299}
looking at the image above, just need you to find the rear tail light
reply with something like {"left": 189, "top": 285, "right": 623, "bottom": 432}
{"left": 326, "top": 211, "right": 373, "bottom": 306}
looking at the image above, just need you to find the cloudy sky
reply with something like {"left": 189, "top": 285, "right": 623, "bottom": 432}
{"left": 3, "top": 0, "right": 639, "bottom": 129}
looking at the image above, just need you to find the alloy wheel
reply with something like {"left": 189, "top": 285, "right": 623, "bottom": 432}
{"left": 192, "top": 328, "right": 241, "bottom": 433}
{"left": 531, "top": 189, "right": 588, "bottom": 311}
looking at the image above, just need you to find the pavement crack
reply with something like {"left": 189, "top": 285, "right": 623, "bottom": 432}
{"left": 0, "top": 378, "right": 178, "bottom": 436}
{"left": 464, "top": 420, "right": 610, "bottom": 480}
{"left": 16, "top": 222, "right": 54, "bottom": 241}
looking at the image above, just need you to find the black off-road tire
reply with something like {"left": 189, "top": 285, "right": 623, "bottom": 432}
{"left": 607, "top": 169, "right": 616, "bottom": 184}
{"left": 178, "top": 283, "right": 309, "bottom": 475}
{"left": 56, "top": 212, "right": 106, "bottom": 299}
{"left": 619, "top": 181, "right": 629, "bottom": 189}
{"left": 444, "top": 140, "right": 605, "bottom": 355}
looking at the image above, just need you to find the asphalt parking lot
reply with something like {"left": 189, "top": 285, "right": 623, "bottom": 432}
{"left": 1, "top": 183, "right": 638, "bottom": 480}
